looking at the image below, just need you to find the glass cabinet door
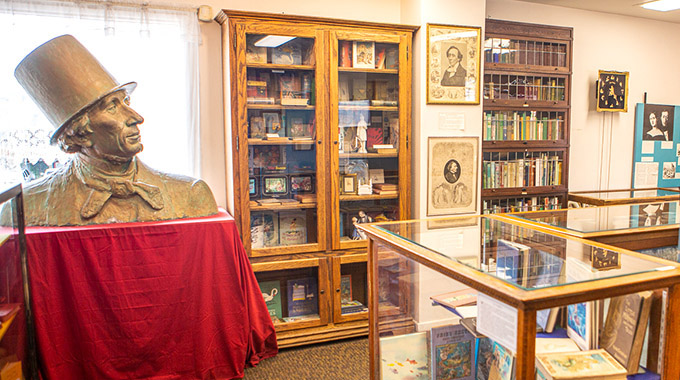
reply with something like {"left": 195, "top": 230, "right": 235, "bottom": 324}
{"left": 331, "top": 32, "right": 408, "bottom": 250}
{"left": 239, "top": 28, "right": 326, "bottom": 255}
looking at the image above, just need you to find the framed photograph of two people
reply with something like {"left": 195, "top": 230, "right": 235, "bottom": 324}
{"left": 426, "top": 23, "right": 481, "bottom": 105}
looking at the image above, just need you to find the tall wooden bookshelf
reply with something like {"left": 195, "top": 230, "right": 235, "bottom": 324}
{"left": 482, "top": 19, "right": 572, "bottom": 214}
{"left": 216, "top": 10, "right": 416, "bottom": 347}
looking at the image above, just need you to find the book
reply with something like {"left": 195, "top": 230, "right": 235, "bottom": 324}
{"left": 459, "top": 317, "right": 484, "bottom": 339}
{"left": 340, "top": 274, "right": 352, "bottom": 303}
{"left": 282, "top": 314, "right": 319, "bottom": 323}
{"left": 495, "top": 238, "right": 530, "bottom": 285}
{"left": 249, "top": 116, "right": 266, "bottom": 139}
{"left": 566, "top": 258, "right": 599, "bottom": 351}
{"left": 370, "top": 99, "right": 398, "bottom": 106}
{"left": 535, "top": 349, "right": 627, "bottom": 380}
{"left": 339, "top": 41, "right": 352, "bottom": 68}
{"left": 375, "top": 45, "right": 386, "bottom": 69}
{"left": 599, "top": 291, "right": 653, "bottom": 374}
{"left": 385, "top": 46, "right": 398, "bottom": 69}
{"left": 535, "top": 338, "right": 581, "bottom": 355}
{"left": 366, "top": 126, "right": 384, "bottom": 150}
{"left": 245, "top": 37, "right": 267, "bottom": 63}
{"left": 352, "top": 78, "right": 367, "bottom": 100}
{"left": 475, "top": 337, "right": 494, "bottom": 380}
{"left": 489, "top": 341, "right": 514, "bottom": 380}
{"left": 430, "top": 324, "right": 475, "bottom": 380}
{"left": 272, "top": 40, "right": 301, "bottom": 65}
{"left": 373, "top": 189, "right": 398, "bottom": 196}
{"left": 250, "top": 212, "right": 278, "bottom": 247}
{"left": 430, "top": 288, "right": 478, "bottom": 309}
{"left": 340, "top": 300, "right": 366, "bottom": 314}
{"left": 352, "top": 41, "right": 374, "bottom": 68}
{"left": 373, "top": 183, "right": 398, "bottom": 190}
{"left": 286, "top": 277, "right": 318, "bottom": 317}
{"left": 368, "top": 168, "right": 385, "bottom": 184}
{"left": 379, "top": 332, "right": 430, "bottom": 380}
{"left": 279, "top": 212, "right": 307, "bottom": 246}
{"left": 294, "top": 194, "right": 316, "bottom": 203}
{"left": 258, "top": 280, "right": 282, "bottom": 319}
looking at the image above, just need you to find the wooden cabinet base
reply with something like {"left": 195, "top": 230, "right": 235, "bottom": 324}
{"left": 275, "top": 320, "right": 368, "bottom": 348}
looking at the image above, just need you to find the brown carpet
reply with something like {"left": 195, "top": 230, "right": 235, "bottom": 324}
{"left": 243, "top": 337, "right": 369, "bottom": 379}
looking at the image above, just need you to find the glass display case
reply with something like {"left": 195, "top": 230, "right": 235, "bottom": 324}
{"left": 358, "top": 216, "right": 680, "bottom": 380}
{"left": 568, "top": 187, "right": 680, "bottom": 207}
{"left": 0, "top": 184, "right": 37, "bottom": 379}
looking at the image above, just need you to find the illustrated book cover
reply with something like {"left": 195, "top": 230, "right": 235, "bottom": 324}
{"left": 286, "top": 277, "right": 318, "bottom": 317}
{"left": 488, "top": 341, "right": 514, "bottom": 380}
{"left": 535, "top": 349, "right": 627, "bottom": 380}
{"left": 271, "top": 40, "right": 301, "bottom": 65}
{"left": 430, "top": 288, "right": 478, "bottom": 309}
{"left": 340, "top": 274, "right": 352, "bottom": 303}
{"left": 599, "top": 291, "right": 653, "bottom": 374}
{"left": 379, "top": 331, "right": 429, "bottom": 380}
{"left": 495, "top": 238, "right": 530, "bottom": 285}
{"left": 279, "top": 212, "right": 307, "bottom": 246}
{"left": 534, "top": 338, "right": 581, "bottom": 355}
{"left": 475, "top": 337, "right": 494, "bottom": 380}
{"left": 430, "top": 324, "right": 475, "bottom": 380}
{"left": 258, "top": 280, "right": 282, "bottom": 319}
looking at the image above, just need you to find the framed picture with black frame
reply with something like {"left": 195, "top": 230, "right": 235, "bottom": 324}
{"left": 249, "top": 176, "right": 258, "bottom": 197}
{"left": 290, "top": 174, "right": 314, "bottom": 193}
{"left": 262, "top": 175, "right": 288, "bottom": 197}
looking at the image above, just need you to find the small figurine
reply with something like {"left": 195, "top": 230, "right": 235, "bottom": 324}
{"left": 351, "top": 217, "right": 362, "bottom": 240}
{"left": 352, "top": 210, "right": 373, "bottom": 240}
{"left": 355, "top": 114, "right": 368, "bottom": 153}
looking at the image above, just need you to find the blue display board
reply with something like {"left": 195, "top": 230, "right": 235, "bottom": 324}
{"left": 632, "top": 103, "right": 680, "bottom": 188}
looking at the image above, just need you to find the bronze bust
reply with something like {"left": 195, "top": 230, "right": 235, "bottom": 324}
{"left": 11, "top": 35, "right": 217, "bottom": 226}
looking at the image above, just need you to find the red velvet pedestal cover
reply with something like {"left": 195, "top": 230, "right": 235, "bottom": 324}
{"left": 25, "top": 211, "right": 277, "bottom": 379}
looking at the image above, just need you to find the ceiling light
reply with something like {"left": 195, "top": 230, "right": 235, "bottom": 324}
{"left": 254, "top": 35, "right": 296, "bottom": 48}
{"left": 640, "top": 0, "right": 680, "bottom": 11}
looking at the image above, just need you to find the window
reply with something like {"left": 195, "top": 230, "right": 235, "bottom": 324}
{"left": 0, "top": 0, "right": 200, "bottom": 188}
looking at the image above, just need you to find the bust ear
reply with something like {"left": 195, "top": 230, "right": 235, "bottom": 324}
{"left": 58, "top": 114, "right": 93, "bottom": 152}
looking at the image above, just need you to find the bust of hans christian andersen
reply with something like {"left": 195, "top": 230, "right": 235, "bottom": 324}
{"left": 10, "top": 35, "right": 217, "bottom": 226}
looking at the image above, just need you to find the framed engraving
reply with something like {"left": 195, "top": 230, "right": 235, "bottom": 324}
{"left": 597, "top": 70, "right": 628, "bottom": 112}
{"left": 352, "top": 41, "right": 375, "bottom": 69}
{"left": 426, "top": 23, "right": 481, "bottom": 105}
{"left": 427, "top": 136, "right": 478, "bottom": 215}
{"left": 341, "top": 174, "right": 358, "bottom": 195}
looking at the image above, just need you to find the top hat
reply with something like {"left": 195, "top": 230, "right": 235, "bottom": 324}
{"left": 14, "top": 35, "right": 137, "bottom": 145}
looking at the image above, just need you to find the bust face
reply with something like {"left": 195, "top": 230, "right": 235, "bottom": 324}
{"left": 84, "top": 90, "right": 145, "bottom": 161}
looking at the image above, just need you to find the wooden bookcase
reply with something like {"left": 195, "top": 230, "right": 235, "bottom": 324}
{"left": 216, "top": 10, "right": 416, "bottom": 347}
{"left": 482, "top": 19, "right": 573, "bottom": 214}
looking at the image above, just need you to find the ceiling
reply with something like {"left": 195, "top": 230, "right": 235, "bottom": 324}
{"left": 516, "top": 0, "right": 680, "bottom": 23}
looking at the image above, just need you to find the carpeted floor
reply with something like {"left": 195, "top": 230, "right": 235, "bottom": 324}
{"left": 243, "top": 337, "right": 369, "bottom": 379}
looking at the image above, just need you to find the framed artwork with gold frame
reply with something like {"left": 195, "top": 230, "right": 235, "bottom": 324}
{"left": 596, "top": 70, "right": 629, "bottom": 112}
{"left": 426, "top": 23, "right": 481, "bottom": 105}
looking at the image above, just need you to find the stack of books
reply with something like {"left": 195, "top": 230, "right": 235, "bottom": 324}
{"left": 341, "top": 300, "right": 367, "bottom": 314}
{"left": 294, "top": 194, "right": 316, "bottom": 203}
{"left": 373, "top": 183, "right": 397, "bottom": 195}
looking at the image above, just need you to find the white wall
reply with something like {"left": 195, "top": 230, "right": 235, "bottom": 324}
{"left": 487, "top": 0, "right": 680, "bottom": 191}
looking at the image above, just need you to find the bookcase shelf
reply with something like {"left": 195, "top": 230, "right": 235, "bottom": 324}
{"left": 481, "top": 19, "right": 572, "bottom": 214}
{"left": 218, "top": 9, "right": 415, "bottom": 348}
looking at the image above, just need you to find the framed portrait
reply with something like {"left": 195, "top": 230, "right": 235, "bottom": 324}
{"left": 290, "top": 174, "right": 314, "bottom": 193}
{"left": 596, "top": 70, "right": 628, "bottom": 112}
{"left": 641, "top": 103, "right": 675, "bottom": 142}
{"left": 249, "top": 176, "right": 258, "bottom": 197}
{"left": 427, "top": 136, "right": 478, "bottom": 216}
{"left": 262, "top": 175, "right": 288, "bottom": 197}
{"left": 426, "top": 23, "right": 481, "bottom": 105}
{"left": 352, "top": 41, "right": 375, "bottom": 69}
{"left": 341, "top": 174, "right": 358, "bottom": 195}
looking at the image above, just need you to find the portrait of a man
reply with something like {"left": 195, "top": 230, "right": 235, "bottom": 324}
{"left": 427, "top": 137, "right": 478, "bottom": 216}
{"left": 440, "top": 45, "right": 467, "bottom": 87}
{"left": 9, "top": 35, "right": 217, "bottom": 226}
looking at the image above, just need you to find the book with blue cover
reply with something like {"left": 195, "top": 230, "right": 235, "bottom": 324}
{"left": 286, "top": 277, "right": 318, "bottom": 317}
{"left": 430, "top": 324, "right": 475, "bottom": 380}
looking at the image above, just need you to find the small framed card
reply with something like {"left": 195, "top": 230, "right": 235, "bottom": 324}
{"left": 262, "top": 175, "right": 288, "bottom": 197}
{"left": 368, "top": 169, "right": 385, "bottom": 184}
{"left": 341, "top": 174, "right": 358, "bottom": 195}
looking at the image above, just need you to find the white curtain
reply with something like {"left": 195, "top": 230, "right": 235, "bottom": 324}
{"left": 0, "top": 0, "right": 200, "bottom": 188}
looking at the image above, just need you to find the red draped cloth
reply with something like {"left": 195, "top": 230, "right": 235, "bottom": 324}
{"left": 25, "top": 211, "right": 277, "bottom": 380}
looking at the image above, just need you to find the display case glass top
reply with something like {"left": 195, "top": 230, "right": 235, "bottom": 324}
{"left": 359, "top": 216, "right": 676, "bottom": 292}
{"left": 504, "top": 200, "right": 680, "bottom": 237}
{"left": 568, "top": 187, "right": 680, "bottom": 207}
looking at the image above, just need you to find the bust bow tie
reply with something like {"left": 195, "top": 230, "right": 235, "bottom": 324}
{"left": 74, "top": 158, "right": 164, "bottom": 219}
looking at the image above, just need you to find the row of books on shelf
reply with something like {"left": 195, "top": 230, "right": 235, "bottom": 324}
{"left": 258, "top": 277, "right": 319, "bottom": 323}
{"left": 338, "top": 77, "right": 399, "bottom": 104}
{"left": 483, "top": 38, "right": 567, "bottom": 67}
{"left": 483, "top": 111, "right": 563, "bottom": 141}
{"left": 482, "top": 156, "right": 563, "bottom": 189}
{"left": 338, "top": 40, "right": 398, "bottom": 70}
{"left": 485, "top": 79, "right": 565, "bottom": 101}
{"left": 246, "top": 37, "right": 315, "bottom": 66}
{"left": 246, "top": 71, "right": 314, "bottom": 106}
{"left": 418, "top": 287, "right": 656, "bottom": 379}
{"left": 482, "top": 196, "right": 562, "bottom": 214}
{"left": 249, "top": 112, "right": 315, "bottom": 139}
{"left": 250, "top": 211, "right": 308, "bottom": 248}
